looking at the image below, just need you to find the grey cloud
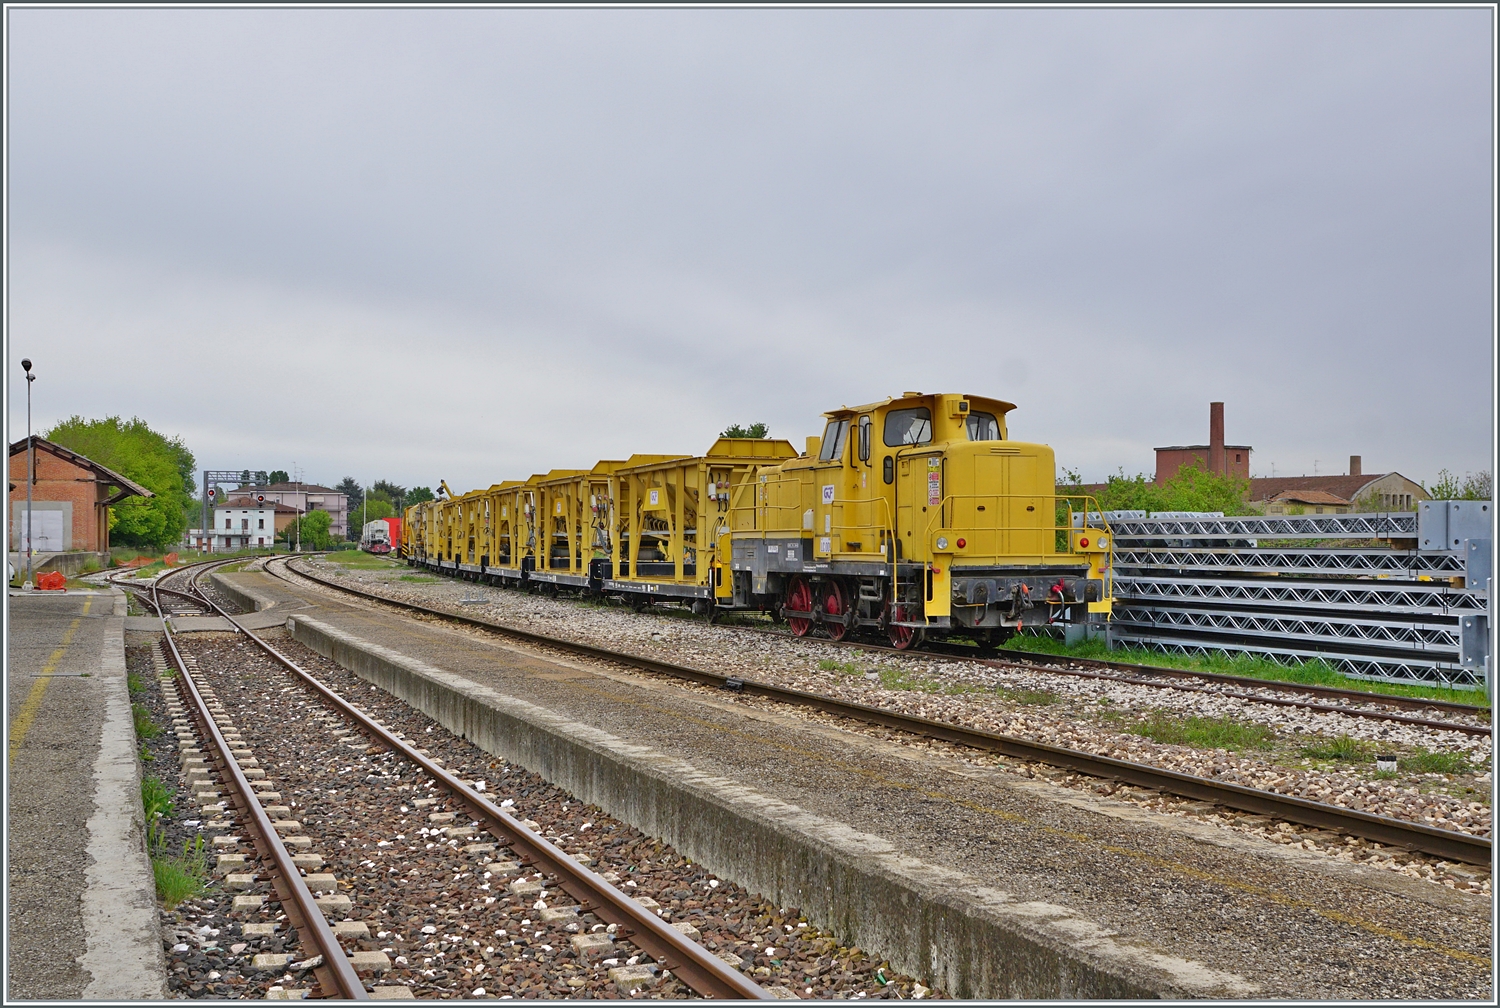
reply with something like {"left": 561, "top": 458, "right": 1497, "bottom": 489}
{"left": 6, "top": 7, "right": 1491, "bottom": 493}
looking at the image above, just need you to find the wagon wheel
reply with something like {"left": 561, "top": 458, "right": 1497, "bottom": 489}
{"left": 822, "top": 580, "right": 850, "bottom": 642}
{"left": 885, "top": 601, "right": 924, "bottom": 651}
{"left": 785, "top": 577, "right": 815, "bottom": 638}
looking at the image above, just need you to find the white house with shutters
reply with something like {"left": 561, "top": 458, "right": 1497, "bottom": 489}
{"left": 188, "top": 497, "right": 295, "bottom": 550}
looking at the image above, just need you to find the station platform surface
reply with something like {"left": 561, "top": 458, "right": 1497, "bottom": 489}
{"left": 5, "top": 588, "right": 165, "bottom": 1000}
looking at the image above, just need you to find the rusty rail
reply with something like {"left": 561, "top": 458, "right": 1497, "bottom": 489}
{"left": 154, "top": 565, "right": 370, "bottom": 1000}
{"left": 271, "top": 556, "right": 1492, "bottom": 866}
{"left": 194, "top": 558, "right": 772, "bottom": 998}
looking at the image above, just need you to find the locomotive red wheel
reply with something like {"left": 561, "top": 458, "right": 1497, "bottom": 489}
{"left": 822, "top": 580, "right": 849, "bottom": 641}
{"left": 786, "top": 577, "right": 815, "bottom": 637}
{"left": 886, "top": 601, "right": 923, "bottom": 651}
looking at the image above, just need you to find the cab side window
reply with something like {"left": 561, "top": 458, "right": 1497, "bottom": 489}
{"left": 819, "top": 419, "right": 850, "bottom": 461}
{"left": 965, "top": 411, "right": 1001, "bottom": 440}
{"left": 857, "top": 415, "right": 872, "bottom": 462}
{"left": 883, "top": 407, "right": 932, "bottom": 447}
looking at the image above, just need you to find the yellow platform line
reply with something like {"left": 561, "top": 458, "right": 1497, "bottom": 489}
{"left": 8, "top": 596, "right": 93, "bottom": 766}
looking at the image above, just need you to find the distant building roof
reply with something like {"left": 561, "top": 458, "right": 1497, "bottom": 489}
{"left": 1266, "top": 489, "right": 1351, "bottom": 506}
{"left": 8, "top": 436, "right": 154, "bottom": 504}
{"left": 1153, "top": 444, "right": 1253, "bottom": 452}
{"left": 1248, "top": 475, "right": 1391, "bottom": 502}
{"left": 250, "top": 482, "right": 343, "bottom": 495}
{"left": 220, "top": 496, "right": 302, "bottom": 513}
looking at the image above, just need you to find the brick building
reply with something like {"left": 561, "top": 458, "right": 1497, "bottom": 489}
{"left": 8, "top": 436, "right": 153, "bottom": 563}
{"left": 1249, "top": 458, "right": 1428, "bottom": 514}
{"left": 1155, "top": 402, "right": 1252, "bottom": 484}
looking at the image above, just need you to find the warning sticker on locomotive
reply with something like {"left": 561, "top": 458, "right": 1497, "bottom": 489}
{"left": 822, "top": 484, "right": 835, "bottom": 504}
{"left": 649, "top": 489, "right": 660, "bottom": 506}
{"left": 928, "top": 470, "right": 941, "bottom": 506}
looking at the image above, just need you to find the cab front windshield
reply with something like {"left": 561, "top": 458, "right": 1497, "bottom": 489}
{"left": 966, "top": 411, "right": 1001, "bottom": 440}
{"left": 819, "top": 419, "right": 850, "bottom": 461}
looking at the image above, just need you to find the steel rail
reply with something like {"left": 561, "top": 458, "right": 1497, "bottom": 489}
{"left": 153, "top": 567, "right": 371, "bottom": 1001}
{"left": 723, "top": 626, "right": 1491, "bottom": 736}
{"left": 971, "top": 658, "right": 1491, "bottom": 738}
{"left": 400, "top": 553, "right": 1487, "bottom": 718}
{"left": 270, "top": 558, "right": 1492, "bottom": 867}
{"left": 986, "top": 646, "right": 1486, "bottom": 715}
{"left": 198, "top": 559, "right": 772, "bottom": 999}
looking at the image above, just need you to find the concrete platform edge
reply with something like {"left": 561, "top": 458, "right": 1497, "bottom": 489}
{"left": 211, "top": 572, "right": 279, "bottom": 613}
{"left": 79, "top": 588, "right": 169, "bottom": 999}
{"left": 287, "top": 612, "right": 1255, "bottom": 1000}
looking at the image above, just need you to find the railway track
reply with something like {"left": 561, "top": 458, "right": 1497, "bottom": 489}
{"left": 265, "top": 556, "right": 1492, "bottom": 867}
{"left": 725, "top": 626, "right": 1492, "bottom": 738}
{"left": 149, "top": 556, "right": 774, "bottom": 1000}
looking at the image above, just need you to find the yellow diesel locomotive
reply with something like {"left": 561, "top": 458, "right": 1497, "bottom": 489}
{"left": 403, "top": 391, "right": 1112, "bottom": 649}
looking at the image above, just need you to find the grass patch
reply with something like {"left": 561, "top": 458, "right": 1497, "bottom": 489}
{"left": 1400, "top": 750, "right": 1471, "bottom": 775}
{"left": 132, "top": 703, "right": 161, "bottom": 739}
{"left": 400, "top": 574, "right": 439, "bottom": 583}
{"left": 127, "top": 671, "right": 146, "bottom": 696}
{"left": 1002, "top": 633, "right": 1488, "bottom": 711}
{"left": 1299, "top": 734, "right": 1374, "bottom": 763}
{"left": 141, "top": 774, "right": 174, "bottom": 849}
{"left": 817, "top": 658, "right": 864, "bottom": 676}
{"left": 878, "top": 667, "right": 946, "bottom": 692}
{"left": 153, "top": 836, "right": 208, "bottom": 908}
{"left": 139, "top": 744, "right": 155, "bottom": 762}
{"left": 994, "top": 686, "right": 1060, "bottom": 705}
{"left": 1128, "top": 712, "right": 1277, "bottom": 751}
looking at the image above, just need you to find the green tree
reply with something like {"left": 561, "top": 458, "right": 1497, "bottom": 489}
{"left": 46, "top": 416, "right": 196, "bottom": 550}
{"left": 280, "top": 509, "right": 333, "bottom": 550}
{"left": 406, "top": 486, "right": 435, "bottom": 505}
{"left": 1427, "top": 469, "right": 1493, "bottom": 500}
{"left": 372, "top": 479, "right": 407, "bottom": 510}
{"left": 1059, "top": 466, "right": 1255, "bottom": 516}
{"left": 721, "top": 422, "right": 770, "bottom": 438}
{"left": 335, "top": 477, "right": 363, "bottom": 508}
{"left": 267, "top": 470, "right": 290, "bottom": 485}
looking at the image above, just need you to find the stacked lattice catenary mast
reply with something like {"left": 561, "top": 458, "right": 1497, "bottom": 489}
{"left": 402, "top": 392, "right": 1115, "bottom": 650}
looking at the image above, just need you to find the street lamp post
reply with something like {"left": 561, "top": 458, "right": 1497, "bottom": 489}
{"left": 21, "top": 359, "right": 36, "bottom": 591}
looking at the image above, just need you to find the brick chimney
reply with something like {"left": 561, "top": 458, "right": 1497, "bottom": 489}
{"left": 1349, "top": 455, "right": 1362, "bottom": 477}
{"left": 1209, "top": 402, "right": 1225, "bottom": 475}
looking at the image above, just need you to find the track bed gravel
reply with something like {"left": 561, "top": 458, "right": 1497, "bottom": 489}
{"left": 134, "top": 627, "right": 942, "bottom": 1000}
{"left": 294, "top": 560, "right": 1493, "bottom": 851}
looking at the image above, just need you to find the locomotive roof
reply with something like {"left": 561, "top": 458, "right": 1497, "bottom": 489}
{"left": 823, "top": 392, "right": 1017, "bottom": 418}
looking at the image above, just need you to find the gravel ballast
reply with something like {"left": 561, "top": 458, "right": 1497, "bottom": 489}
{"left": 134, "top": 628, "right": 940, "bottom": 1000}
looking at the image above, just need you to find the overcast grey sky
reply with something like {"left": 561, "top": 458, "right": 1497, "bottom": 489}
{"left": 5, "top": 6, "right": 1493, "bottom": 495}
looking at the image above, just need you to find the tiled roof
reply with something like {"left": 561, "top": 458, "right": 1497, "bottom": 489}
{"left": 219, "top": 496, "right": 302, "bottom": 513}
{"left": 251, "top": 482, "right": 344, "bottom": 495}
{"left": 1266, "top": 489, "right": 1351, "bottom": 506}
{"left": 8, "top": 436, "right": 154, "bottom": 503}
{"left": 1248, "top": 475, "right": 1386, "bottom": 501}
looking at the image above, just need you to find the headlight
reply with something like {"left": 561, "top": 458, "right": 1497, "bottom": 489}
{"left": 936, "top": 536, "right": 949, "bottom": 550}
{"left": 1098, "top": 536, "right": 1108, "bottom": 548}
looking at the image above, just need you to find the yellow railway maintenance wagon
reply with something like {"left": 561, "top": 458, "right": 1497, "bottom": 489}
{"left": 401, "top": 390, "right": 1111, "bottom": 650}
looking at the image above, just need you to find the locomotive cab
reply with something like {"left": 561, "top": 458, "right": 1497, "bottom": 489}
{"left": 727, "top": 391, "right": 1111, "bottom": 649}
